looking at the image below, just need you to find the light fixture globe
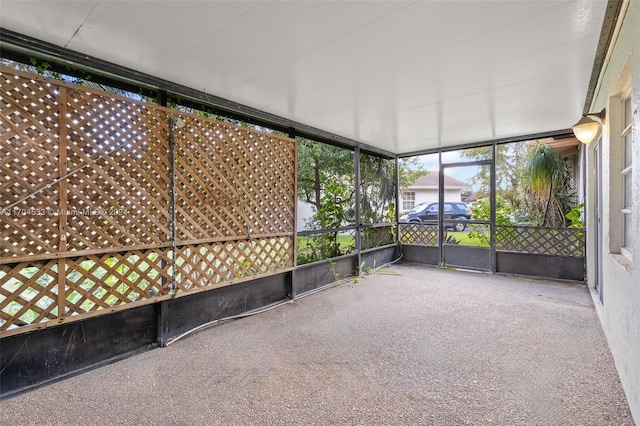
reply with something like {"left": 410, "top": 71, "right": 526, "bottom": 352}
{"left": 572, "top": 109, "right": 605, "bottom": 144}
{"left": 572, "top": 116, "right": 601, "bottom": 144}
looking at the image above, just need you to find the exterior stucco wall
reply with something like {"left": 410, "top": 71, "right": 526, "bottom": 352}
{"left": 444, "top": 189, "right": 463, "bottom": 202}
{"left": 414, "top": 188, "right": 438, "bottom": 205}
{"left": 400, "top": 188, "right": 462, "bottom": 212}
{"left": 414, "top": 188, "right": 462, "bottom": 204}
{"left": 586, "top": 2, "right": 640, "bottom": 422}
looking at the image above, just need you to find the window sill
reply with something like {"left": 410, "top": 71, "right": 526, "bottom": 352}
{"left": 611, "top": 252, "right": 632, "bottom": 272}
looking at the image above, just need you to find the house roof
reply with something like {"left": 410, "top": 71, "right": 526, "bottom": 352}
{"left": 535, "top": 135, "right": 581, "bottom": 158}
{"left": 0, "top": 1, "right": 614, "bottom": 155}
{"left": 408, "top": 173, "right": 469, "bottom": 189}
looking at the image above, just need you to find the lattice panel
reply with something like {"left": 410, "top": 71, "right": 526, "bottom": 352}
{"left": 0, "top": 70, "right": 61, "bottom": 257}
{"left": 64, "top": 89, "right": 172, "bottom": 250}
{"left": 399, "top": 223, "right": 439, "bottom": 246}
{"left": 174, "top": 117, "right": 295, "bottom": 241}
{"left": 175, "top": 237, "right": 294, "bottom": 291}
{"left": 65, "top": 249, "right": 172, "bottom": 315}
{"left": 496, "top": 226, "right": 585, "bottom": 257}
{"left": 1, "top": 67, "right": 297, "bottom": 335}
{"left": 0, "top": 260, "right": 59, "bottom": 331}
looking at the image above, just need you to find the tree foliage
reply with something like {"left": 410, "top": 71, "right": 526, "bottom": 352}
{"left": 297, "top": 183, "right": 354, "bottom": 265}
{"left": 296, "top": 141, "right": 428, "bottom": 262}
{"left": 398, "top": 157, "right": 429, "bottom": 192}
{"left": 297, "top": 140, "right": 428, "bottom": 228}
{"left": 360, "top": 154, "right": 395, "bottom": 224}
{"left": 461, "top": 143, "right": 529, "bottom": 209}
{"left": 467, "top": 195, "right": 515, "bottom": 245}
{"left": 523, "top": 142, "right": 571, "bottom": 227}
{"left": 462, "top": 141, "right": 578, "bottom": 227}
{"left": 470, "top": 195, "right": 514, "bottom": 225}
{"left": 297, "top": 139, "right": 355, "bottom": 222}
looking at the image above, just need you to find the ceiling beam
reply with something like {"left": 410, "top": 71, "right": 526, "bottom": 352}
{"left": 398, "top": 129, "right": 574, "bottom": 159}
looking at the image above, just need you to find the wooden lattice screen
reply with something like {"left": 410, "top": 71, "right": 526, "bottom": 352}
{"left": 399, "top": 223, "right": 439, "bottom": 246}
{"left": 0, "top": 67, "right": 296, "bottom": 334}
{"left": 399, "top": 222, "right": 585, "bottom": 258}
{"left": 495, "top": 225, "right": 585, "bottom": 257}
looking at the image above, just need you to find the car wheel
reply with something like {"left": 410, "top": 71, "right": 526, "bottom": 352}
{"left": 454, "top": 220, "right": 466, "bottom": 232}
{"left": 409, "top": 219, "right": 421, "bottom": 223}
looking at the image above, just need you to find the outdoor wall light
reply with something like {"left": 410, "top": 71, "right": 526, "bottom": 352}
{"left": 572, "top": 109, "right": 606, "bottom": 144}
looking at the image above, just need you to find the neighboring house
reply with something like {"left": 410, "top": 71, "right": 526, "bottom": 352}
{"left": 583, "top": 1, "right": 640, "bottom": 421}
{"left": 299, "top": 173, "right": 471, "bottom": 227}
{"left": 400, "top": 173, "right": 470, "bottom": 213}
{"left": 296, "top": 200, "right": 315, "bottom": 231}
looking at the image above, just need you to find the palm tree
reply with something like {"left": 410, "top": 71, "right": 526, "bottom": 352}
{"left": 523, "top": 142, "right": 570, "bottom": 227}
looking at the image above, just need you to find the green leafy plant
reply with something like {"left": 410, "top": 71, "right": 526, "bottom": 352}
{"left": 565, "top": 203, "right": 585, "bottom": 228}
{"left": 468, "top": 195, "right": 514, "bottom": 244}
{"left": 28, "top": 57, "right": 63, "bottom": 79}
{"left": 329, "top": 261, "right": 340, "bottom": 282}
{"left": 297, "top": 182, "right": 358, "bottom": 265}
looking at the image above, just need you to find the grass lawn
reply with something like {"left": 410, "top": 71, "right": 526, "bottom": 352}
{"left": 445, "top": 230, "right": 488, "bottom": 247}
{"left": 297, "top": 234, "right": 355, "bottom": 249}
{"left": 298, "top": 231, "right": 487, "bottom": 248}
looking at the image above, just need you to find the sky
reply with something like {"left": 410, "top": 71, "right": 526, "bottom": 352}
{"left": 412, "top": 152, "right": 483, "bottom": 190}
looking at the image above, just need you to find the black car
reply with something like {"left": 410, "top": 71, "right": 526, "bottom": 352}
{"left": 400, "top": 202, "right": 472, "bottom": 231}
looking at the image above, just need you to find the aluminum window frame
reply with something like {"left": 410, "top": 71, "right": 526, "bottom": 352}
{"left": 620, "top": 90, "right": 633, "bottom": 260}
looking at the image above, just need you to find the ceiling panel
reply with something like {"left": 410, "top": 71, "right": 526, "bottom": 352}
{"left": 167, "top": 1, "right": 410, "bottom": 96}
{"left": 0, "top": 0, "right": 100, "bottom": 47}
{"left": 0, "top": 0, "right": 608, "bottom": 154}
{"left": 69, "top": 1, "right": 260, "bottom": 76}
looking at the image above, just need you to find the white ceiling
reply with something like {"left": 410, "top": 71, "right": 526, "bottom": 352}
{"left": 0, "top": 0, "right": 607, "bottom": 154}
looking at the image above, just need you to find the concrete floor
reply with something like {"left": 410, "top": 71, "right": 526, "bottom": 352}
{"left": 0, "top": 265, "right": 634, "bottom": 425}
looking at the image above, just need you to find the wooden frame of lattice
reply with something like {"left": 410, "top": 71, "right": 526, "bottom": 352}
{"left": 399, "top": 223, "right": 439, "bottom": 246}
{"left": 400, "top": 222, "right": 585, "bottom": 258}
{"left": 0, "top": 66, "right": 296, "bottom": 335}
{"left": 495, "top": 225, "right": 585, "bottom": 257}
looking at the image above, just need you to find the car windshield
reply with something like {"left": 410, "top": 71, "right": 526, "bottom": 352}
{"left": 409, "top": 203, "right": 429, "bottom": 213}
